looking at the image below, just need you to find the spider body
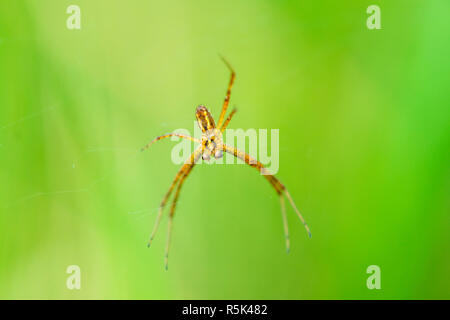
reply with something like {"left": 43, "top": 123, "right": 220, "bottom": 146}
{"left": 142, "top": 58, "right": 311, "bottom": 270}
{"left": 196, "top": 105, "right": 223, "bottom": 160}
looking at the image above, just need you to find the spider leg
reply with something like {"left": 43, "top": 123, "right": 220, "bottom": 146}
{"left": 222, "top": 144, "right": 312, "bottom": 245}
{"left": 280, "top": 194, "right": 290, "bottom": 253}
{"left": 285, "top": 189, "right": 312, "bottom": 238}
{"left": 147, "top": 145, "right": 203, "bottom": 248}
{"left": 141, "top": 133, "right": 201, "bottom": 152}
{"left": 220, "top": 108, "right": 237, "bottom": 132}
{"left": 216, "top": 56, "right": 236, "bottom": 128}
{"left": 164, "top": 158, "right": 198, "bottom": 270}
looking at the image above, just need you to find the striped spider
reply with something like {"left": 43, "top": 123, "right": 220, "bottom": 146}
{"left": 142, "top": 58, "right": 311, "bottom": 269}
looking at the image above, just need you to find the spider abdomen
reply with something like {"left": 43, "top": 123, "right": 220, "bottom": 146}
{"left": 196, "top": 105, "right": 216, "bottom": 132}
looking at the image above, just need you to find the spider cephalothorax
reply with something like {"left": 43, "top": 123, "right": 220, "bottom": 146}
{"left": 201, "top": 128, "right": 223, "bottom": 160}
{"left": 142, "top": 58, "right": 311, "bottom": 270}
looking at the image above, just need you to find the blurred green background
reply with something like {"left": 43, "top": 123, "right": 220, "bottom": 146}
{"left": 0, "top": 0, "right": 449, "bottom": 299}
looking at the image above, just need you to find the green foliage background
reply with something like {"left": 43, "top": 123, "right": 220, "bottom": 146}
{"left": 0, "top": 0, "right": 449, "bottom": 299}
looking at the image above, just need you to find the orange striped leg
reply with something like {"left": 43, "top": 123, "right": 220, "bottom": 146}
{"left": 280, "top": 195, "right": 290, "bottom": 253}
{"left": 147, "top": 146, "right": 203, "bottom": 247}
{"left": 141, "top": 133, "right": 201, "bottom": 152}
{"left": 164, "top": 155, "right": 200, "bottom": 270}
{"left": 220, "top": 108, "right": 237, "bottom": 132}
{"left": 285, "top": 189, "right": 311, "bottom": 238}
{"left": 222, "top": 144, "right": 312, "bottom": 246}
{"left": 216, "top": 56, "right": 236, "bottom": 128}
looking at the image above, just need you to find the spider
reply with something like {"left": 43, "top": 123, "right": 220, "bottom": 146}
{"left": 142, "top": 58, "right": 311, "bottom": 270}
